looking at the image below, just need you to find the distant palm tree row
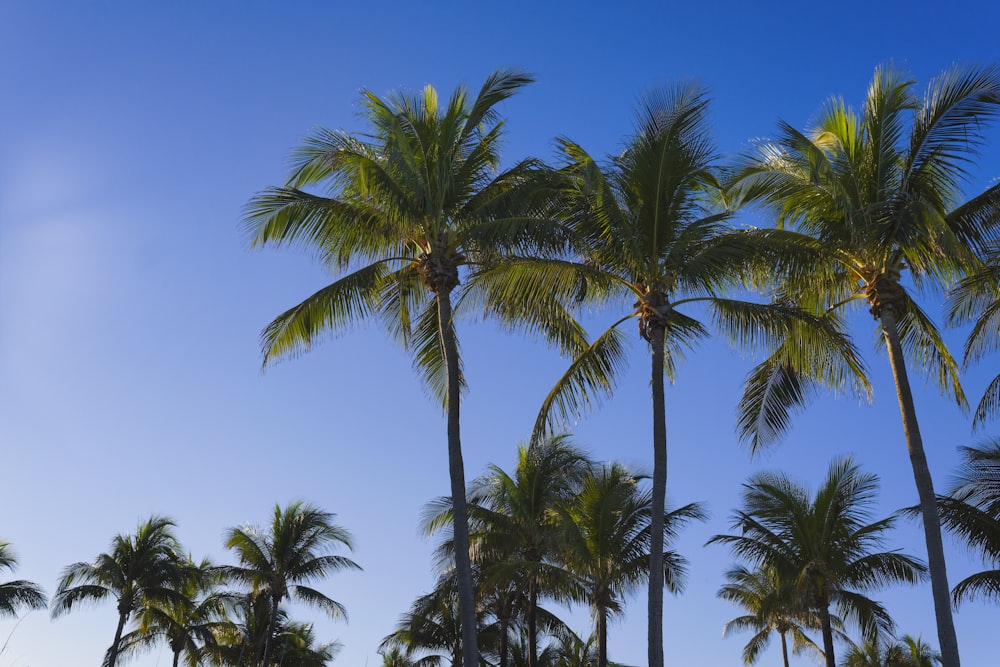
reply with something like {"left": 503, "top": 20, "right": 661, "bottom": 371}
{"left": 1, "top": 502, "right": 358, "bottom": 666}
{"left": 244, "top": 62, "right": 1000, "bottom": 667}
{"left": 1, "top": 442, "right": 998, "bottom": 665}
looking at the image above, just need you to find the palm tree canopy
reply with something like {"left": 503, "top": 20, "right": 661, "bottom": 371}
{"left": 732, "top": 64, "right": 1000, "bottom": 448}
{"left": 0, "top": 540, "right": 47, "bottom": 617}
{"left": 556, "top": 463, "right": 706, "bottom": 617}
{"left": 946, "top": 241, "right": 1000, "bottom": 428}
{"left": 531, "top": 83, "right": 818, "bottom": 436}
{"left": 718, "top": 564, "right": 832, "bottom": 665}
{"left": 709, "top": 458, "right": 927, "bottom": 641}
{"left": 937, "top": 439, "right": 1000, "bottom": 604}
{"left": 223, "top": 501, "right": 360, "bottom": 619}
{"left": 840, "top": 634, "right": 942, "bottom": 666}
{"left": 244, "top": 68, "right": 581, "bottom": 402}
{"left": 51, "top": 515, "right": 184, "bottom": 618}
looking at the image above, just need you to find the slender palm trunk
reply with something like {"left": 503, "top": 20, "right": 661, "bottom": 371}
{"left": 779, "top": 631, "right": 790, "bottom": 667}
{"left": 172, "top": 649, "right": 181, "bottom": 667}
{"left": 818, "top": 602, "right": 835, "bottom": 667}
{"left": 107, "top": 608, "right": 129, "bottom": 667}
{"left": 648, "top": 324, "right": 667, "bottom": 667}
{"left": 263, "top": 593, "right": 281, "bottom": 667}
{"left": 597, "top": 604, "right": 608, "bottom": 667}
{"left": 527, "top": 582, "right": 538, "bottom": 667}
{"left": 498, "top": 612, "right": 510, "bottom": 667}
{"left": 437, "top": 291, "right": 479, "bottom": 667}
{"left": 880, "top": 308, "right": 960, "bottom": 667}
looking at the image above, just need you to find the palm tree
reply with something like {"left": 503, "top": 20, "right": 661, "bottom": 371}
{"left": 718, "top": 564, "right": 832, "bottom": 667}
{"left": 709, "top": 458, "right": 927, "bottom": 667}
{"left": 426, "top": 435, "right": 592, "bottom": 667}
{"left": 208, "top": 593, "right": 340, "bottom": 667}
{"left": 0, "top": 540, "right": 46, "bottom": 618}
{"left": 51, "top": 515, "right": 185, "bottom": 667}
{"left": 946, "top": 242, "right": 1000, "bottom": 428}
{"left": 380, "top": 580, "right": 498, "bottom": 667}
{"left": 936, "top": 439, "right": 1000, "bottom": 604}
{"left": 555, "top": 463, "right": 705, "bottom": 667}
{"left": 116, "top": 558, "right": 234, "bottom": 667}
{"left": 841, "top": 635, "right": 942, "bottom": 667}
{"left": 731, "top": 64, "right": 1000, "bottom": 666}
{"left": 528, "top": 84, "right": 828, "bottom": 667}
{"left": 245, "top": 70, "right": 578, "bottom": 667}
{"left": 222, "top": 501, "right": 360, "bottom": 667}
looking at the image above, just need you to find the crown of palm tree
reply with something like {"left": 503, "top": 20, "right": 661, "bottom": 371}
{"left": 710, "top": 458, "right": 926, "bottom": 667}
{"left": 0, "top": 540, "right": 46, "bottom": 619}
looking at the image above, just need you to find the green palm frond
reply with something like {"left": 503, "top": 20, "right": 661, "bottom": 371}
{"left": 261, "top": 261, "right": 401, "bottom": 366}
{"left": 533, "top": 322, "right": 632, "bottom": 441}
{"left": 877, "top": 295, "right": 966, "bottom": 406}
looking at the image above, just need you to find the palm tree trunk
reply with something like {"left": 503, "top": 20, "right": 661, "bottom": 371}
{"left": 172, "top": 649, "right": 181, "bottom": 667}
{"left": 597, "top": 604, "right": 609, "bottom": 667}
{"left": 880, "top": 308, "right": 960, "bottom": 667}
{"left": 648, "top": 323, "right": 667, "bottom": 667}
{"left": 528, "top": 581, "right": 538, "bottom": 667}
{"left": 107, "top": 608, "right": 129, "bottom": 667}
{"left": 498, "top": 612, "right": 510, "bottom": 667}
{"left": 437, "top": 291, "right": 479, "bottom": 667}
{"left": 779, "top": 631, "right": 790, "bottom": 667}
{"left": 818, "top": 602, "right": 835, "bottom": 667}
{"left": 263, "top": 593, "right": 281, "bottom": 667}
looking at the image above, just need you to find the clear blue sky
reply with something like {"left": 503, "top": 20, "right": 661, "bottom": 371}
{"left": 2, "top": 2, "right": 999, "bottom": 666}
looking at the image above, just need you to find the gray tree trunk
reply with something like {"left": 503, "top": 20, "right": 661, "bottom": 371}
{"left": 648, "top": 324, "right": 667, "bottom": 667}
{"left": 818, "top": 602, "right": 835, "bottom": 667}
{"left": 107, "top": 607, "right": 129, "bottom": 667}
{"left": 880, "top": 307, "right": 960, "bottom": 667}
{"left": 437, "top": 291, "right": 479, "bottom": 667}
{"left": 597, "top": 604, "right": 608, "bottom": 667}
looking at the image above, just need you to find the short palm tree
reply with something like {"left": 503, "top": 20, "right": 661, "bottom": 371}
{"left": 709, "top": 458, "right": 927, "bottom": 667}
{"left": 380, "top": 580, "right": 498, "bottom": 667}
{"left": 529, "top": 84, "right": 831, "bottom": 667}
{"left": 946, "top": 242, "right": 1000, "bottom": 428}
{"left": 51, "top": 515, "right": 185, "bottom": 667}
{"left": 115, "top": 558, "right": 233, "bottom": 667}
{"left": 841, "top": 634, "right": 942, "bottom": 667}
{"left": 731, "top": 64, "right": 1000, "bottom": 666}
{"left": 0, "top": 540, "right": 46, "bottom": 618}
{"left": 245, "top": 70, "right": 578, "bottom": 667}
{"left": 936, "top": 439, "right": 1000, "bottom": 604}
{"left": 718, "top": 564, "right": 832, "bottom": 667}
{"left": 222, "top": 501, "right": 360, "bottom": 667}
{"left": 555, "top": 463, "right": 705, "bottom": 667}
{"left": 426, "top": 435, "right": 592, "bottom": 667}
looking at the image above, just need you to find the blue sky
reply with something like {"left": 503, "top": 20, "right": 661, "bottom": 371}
{"left": 2, "top": 2, "right": 999, "bottom": 666}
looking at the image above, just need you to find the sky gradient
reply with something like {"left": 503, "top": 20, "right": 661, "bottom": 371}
{"left": 2, "top": 2, "right": 999, "bottom": 666}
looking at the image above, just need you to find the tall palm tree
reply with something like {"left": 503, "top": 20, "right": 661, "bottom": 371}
{"left": 0, "top": 540, "right": 46, "bottom": 618}
{"left": 841, "top": 634, "right": 942, "bottom": 667}
{"left": 718, "top": 564, "right": 831, "bottom": 667}
{"left": 222, "top": 502, "right": 360, "bottom": 667}
{"left": 426, "top": 435, "right": 592, "bottom": 667}
{"left": 116, "top": 558, "right": 234, "bottom": 667}
{"left": 709, "top": 458, "right": 927, "bottom": 667}
{"left": 51, "top": 515, "right": 185, "bottom": 667}
{"left": 936, "top": 439, "right": 1000, "bottom": 604}
{"left": 555, "top": 463, "right": 705, "bottom": 667}
{"left": 731, "top": 64, "right": 1000, "bottom": 666}
{"left": 946, "top": 242, "right": 1000, "bottom": 428}
{"left": 245, "top": 70, "right": 578, "bottom": 667}
{"left": 528, "top": 84, "right": 835, "bottom": 667}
